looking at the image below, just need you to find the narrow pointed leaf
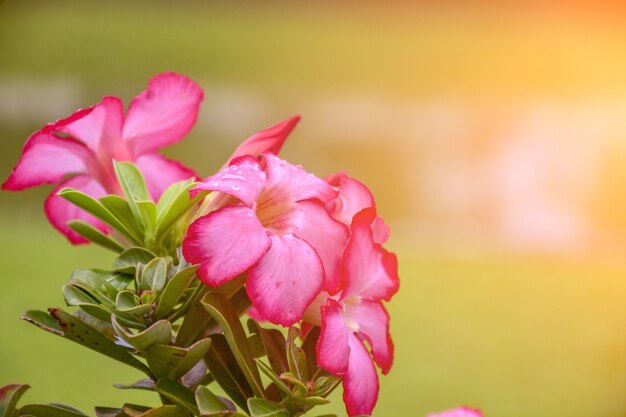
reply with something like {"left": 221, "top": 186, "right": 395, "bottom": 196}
{"left": 156, "top": 181, "right": 204, "bottom": 238}
{"left": 201, "top": 292, "right": 264, "bottom": 398}
{"left": 0, "top": 384, "right": 30, "bottom": 417}
{"left": 139, "top": 405, "right": 188, "bottom": 417}
{"left": 100, "top": 195, "right": 144, "bottom": 243}
{"left": 248, "top": 322, "right": 288, "bottom": 376}
{"left": 301, "top": 326, "right": 321, "bottom": 378}
{"left": 68, "top": 220, "right": 125, "bottom": 252}
{"left": 137, "top": 200, "right": 157, "bottom": 239}
{"left": 19, "top": 403, "right": 88, "bottom": 417}
{"left": 204, "top": 334, "right": 253, "bottom": 412}
{"left": 286, "top": 328, "right": 308, "bottom": 381}
{"left": 114, "top": 161, "right": 151, "bottom": 227}
{"left": 21, "top": 309, "right": 152, "bottom": 377}
{"left": 114, "top": 379, "right": 155, "bottom": 391}
{"left": 63, "top": 284, "right": 98, "bottom": 306}
{"left": 254, "top": 360, "right": 291, "bottom": 397}
{"left": 57, "top": 188, "right": 132, "bottom": 238}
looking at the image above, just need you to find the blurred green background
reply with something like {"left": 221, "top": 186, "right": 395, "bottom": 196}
{"left": 1, "top": 1, "right": 626, "bottom": 416}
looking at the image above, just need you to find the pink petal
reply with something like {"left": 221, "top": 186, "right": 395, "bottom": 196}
{"left": 326, "top": 172, "right": 375, "bottom": 226}
{"left": 342, "top": 208, "right": 399, "bottom": 301}
{"left": 135, "top": 153, "right": 199, "bottom": 200}
{"left": 58, "top": 96, "right": 124, "bottom": 153}
{"left": 191, "top": 155, "right": 266, "bottom": 206}
{"left": 247, "top": 234, "right": 323, "bottom": 326}
{"left": 316, "top": 299, "right": 350, "bottom": 375}
{"left": 427, "top": 407, "right": 483, "bottom": 417}
{"left": 44, "top": 175, "right": 109, "bottom": 244}
{"left": 262, "top": 153, "right": 337, "bottom": 204}
{"left": 372, "top": 216, "right": 391, "bottom": 245}
{"left": 347, "top": 300, "right": 393, "bottom": 374}
{"left": 123, "top": 72, "right": 203, "bottom": 155}
{"left": 182, "top": 206, "right": 271, "bottom": 287}
{"left": 2, "top": 131, "right": 90, "bottom": 191}
{"left": 294, "top": 200, "right": 349, "bottom": 294}
{"left": 227, "top": 115, "right": 300, "bottom": 164}
{"left": 327, "top": 172, "right": 390, "bottom": 244}
{"left": 343, "top": 333, "right": 379, "bottom": 417}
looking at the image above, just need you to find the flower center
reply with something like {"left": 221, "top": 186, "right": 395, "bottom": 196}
{"left": 255, "top": 188, "right": 300, "bottom": 235}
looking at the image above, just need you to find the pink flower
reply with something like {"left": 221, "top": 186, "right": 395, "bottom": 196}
{"left": 182, "top": 153, "right": 349, "bottom": 326}
{"left": 2, "top": 72, "right": 203, "bottom": 244}
{"left": 307, "top": 208, "right": 399, "bottom": 417}
{"left": 427, "top": 407, "right": 483, "bottom": 417}
{"left": 203, "top": 115, "right": 301, "bottom": 213}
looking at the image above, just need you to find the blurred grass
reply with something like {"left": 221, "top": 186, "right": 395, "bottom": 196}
{"left": 1, "top": 214, "right": 625, "bottom": 416}
{"left": 1, "top": 1, "right": 626, "bottom": 416}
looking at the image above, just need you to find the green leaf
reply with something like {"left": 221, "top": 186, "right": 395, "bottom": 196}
{"left": 204, "top": 334, "right": 253, "bottom": 412}
{"left": 138, "top": 405, "right": 189, "bottom": 417}
{"left": 155, "top": 266, "right": 197, "bottom": 319}
{"left": 57, "top": 188, "right": 133, "bottom": 239}
{"left": 95, "top": 406, "right": 128, "bottom": 417}
{"left": 286, "top": 327, "right": 308, "bottom": 381}
{"left": 114, "top": 161, "right": 151, "bottom": 226}
{"left": 121, "top": 404, "right": 151, "bottom": 416}
{"left": 100, "top": 195, "right": 144, "bottom": 243}
{"left": 137, "top": 200, "right": 158, "bottom": 239}
{"left": 0, "top": 384, "right": 30, "bottom": 417}
{"left": 107, "top": 273, "right": 134, "bottom": 290}
{"left": 68, "top": 269, "right": 119, "bottom": 307}
{"left": 254, "top": 360, "right": 292, "bottom": 398}
{"left": 247, "top": 398, "right": 288, "bottom": 417}
{"left": 114, "top": 248, "right": 157, "bottom": 274}
{"left": 301, "top": 326, "right": 321, "bottom": 379}
{"left": 19, "top": 403, "right": 88, "bottom": 417}
{"left": 112, "top": 316, "right": 172, "bottom": 351}
{"left": 140, "top": 258, "right": 167, "bottom": 293}
{"left": 68, "top": 220, "right": 125, "bottom": 253}
{"left": 201, "top": 292, "right": 264, "bottom": 398}
{"left": 146, "top": 338, "right": 211, "bottom": 379}
{"left": 63, "top": 284, "right": 99, "bottom": 306}
{"left": 21, "top": 309, "right": 152, "bottom": 377}
{"left": 78, "top": 303, "right": 113, "bottom": 323}
{"left": 313, "top": 376, "right": 341, "bottom": 398}
{"left": 115, "top": 291, "right": 152, "bottom": 316}
{"left": 20, "top": 310, "right": 62, "bottom": 335}
{"left": 114, "top": 379, "right": 155, "bottom": 391}
{"left": 278, "top": 373, "right": 307, "bottom": 397}
{"left": 194, "top": 386, "right": 228, "bottom": 414}
{"left": 156, "top": 181, "right": 204, "bottom": 239}
{"left": 154, "top": 379, "right": 198, "bottom": 415}
{"left": 248, "top": 321, "right": 288, "bottom": 376}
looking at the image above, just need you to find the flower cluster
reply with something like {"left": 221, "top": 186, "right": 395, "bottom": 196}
{"left": 2, "top": 73, "right": 480, "bottom": 417}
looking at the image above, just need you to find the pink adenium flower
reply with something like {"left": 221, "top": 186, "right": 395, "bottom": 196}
{"left": 182, "top": 153, "right": 349, "bottom": 326}
{"left": 306, "top": 207, "right": 399, "bottom": 417}
{"left": 2, "top": 72, "right": 203, "bottom": 243}
{"left": 203, "top": 115, "right": 301, "bottom": 213}
{"left": 427, "top": 407, "right": 483, "bottom": 417}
